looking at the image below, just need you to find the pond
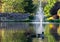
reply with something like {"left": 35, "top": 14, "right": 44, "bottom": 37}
{"left": 0, "top": 22, "right": 35, "bottom": 42}
{"left": 0, "top": 22, "right": 60, "bottom": 42}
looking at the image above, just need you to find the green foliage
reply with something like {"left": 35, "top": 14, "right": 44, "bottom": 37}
{"left": 47, "top": 19, "right": 60, "bottom": 23}
{"left": 2, "top": 0, "right": 14, "bottom": 13}
{"left": 2, "top": 0, "right": 37, "bottom": 13}
{"left": 13, "top": 0, "right": 25, "bottom": 13}
{"left": 44, "top": 0, "right": 57, "bottom": 17}
{"left": 23, "top": 0, "right": 37, "bottom": 13}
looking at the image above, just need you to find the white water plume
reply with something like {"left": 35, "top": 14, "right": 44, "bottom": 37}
{"left": 34, "top": 0, "right": 44, "bottom": 35}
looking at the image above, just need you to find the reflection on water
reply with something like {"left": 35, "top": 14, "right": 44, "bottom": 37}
{"left": 0, "top": 22, "right": 33, "bottom": 30}
{"left": 44, "top": 23, "right": 60, "bottom": 42}
{"left": 0, "top": 22, "right": 60, "bottom": 42}
{"left": 0, "top": 22, "right": 35, "bottom": 42}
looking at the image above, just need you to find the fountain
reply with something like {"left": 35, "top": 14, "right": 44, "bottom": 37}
{"left": 35, "top": 0, "right": 44, "bottom": 33}
{"left": 33, "top": 0, "right": 44, "bottom": 41}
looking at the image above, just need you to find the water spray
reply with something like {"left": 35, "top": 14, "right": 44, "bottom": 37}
{"left": 34, "top": 0, "right": 44, "bottom": 40}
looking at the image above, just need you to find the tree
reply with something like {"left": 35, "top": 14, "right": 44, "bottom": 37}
{"left": 44, "top": 0, "right": 57, "bottom": 17}
{"left": 13, "top": 0, "right": 25, "bottom": 13}
{"left": 2, "top": 0, "right": 37, "bottom": 13}
{"left": 23, "top": 0, "right": 36, "bottom": 13}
